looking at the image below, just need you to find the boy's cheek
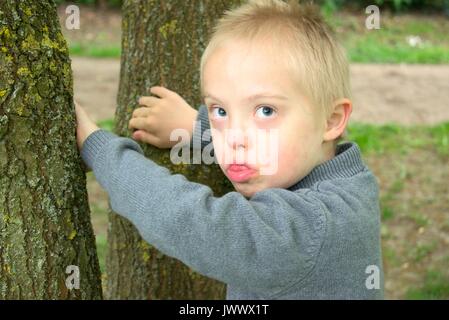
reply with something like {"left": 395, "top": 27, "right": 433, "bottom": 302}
{"left": 278, "top": 138, "right": 311, "bottom": 171}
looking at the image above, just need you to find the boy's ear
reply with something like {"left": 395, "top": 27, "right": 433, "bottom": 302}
{"left": 322, "top": 98, "right": 352, "bottom": 142}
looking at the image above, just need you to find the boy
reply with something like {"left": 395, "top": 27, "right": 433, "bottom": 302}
{"left": 76, "top": 0, "right": 384, "bottom": 299}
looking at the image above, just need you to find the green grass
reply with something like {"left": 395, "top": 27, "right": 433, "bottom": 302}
{"left": 382, "top": 246, "right": 401, "bottom": 268}
{"left": 69, "top": 35, "right": 449, "bottom": 63}
{"left": 429, "top": 122, "right": 449, "bottom": 156}
{"left": 380, "top": 178, "right": 406, "bottom": 221}
{"left": 97, "top": 118, "right": 115, "bottom": 131}
{"left": 69, "top": 42, "right": 121, "bottom": 58}
{"left": 331, "top": 13, "right": 449, "bottom": 64}
{"left": 347, "top": 37, "right": 449, "bottom": 63}
{"left": 409, "top": 241, "right": 437, "bottom": 263}
{"left": 345, "top": 122, "right": 449, "bottom": 158}
{"left": 381, "top": 205, "right": 395, "bottom": 221}
{"left": 407, "top": 211, "right": 430, "bottom": 227}
{"left": 65, "top": 12, "right": 449, "bottom": 63}
{"left": 341, "top": 18, "right": 449, "bottom": 64}
{"left": 95, "top": 234, "right": 107, "bottom": 274}
{"left": 406, "top": 270, "right": 449, "bottom": 299}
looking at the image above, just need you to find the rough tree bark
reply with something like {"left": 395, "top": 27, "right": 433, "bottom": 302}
{"left": 0, "top": 1, "right": 102, "bottom": 299}
{"left": 106, "top": 0, "right": 242, "bottom": 299}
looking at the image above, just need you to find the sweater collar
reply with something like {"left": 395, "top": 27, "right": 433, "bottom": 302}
{"left": 287, "top": 142, "right": 366, "bottom": 191}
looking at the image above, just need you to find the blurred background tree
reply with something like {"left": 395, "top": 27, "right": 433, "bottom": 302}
{"left": 104, "top": 0, "right": 240, "bottom": 299}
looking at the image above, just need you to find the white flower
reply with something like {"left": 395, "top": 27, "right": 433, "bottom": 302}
{"left": 406, "top": 35, "right": 423, "bottom": 48}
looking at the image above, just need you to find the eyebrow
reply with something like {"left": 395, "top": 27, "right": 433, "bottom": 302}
{"left": 202, "top": 93, "right": 288, "bottom": 103}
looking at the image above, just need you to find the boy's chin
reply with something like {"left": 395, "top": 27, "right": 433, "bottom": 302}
{"left": 232, "top": 182, "right": 260, "bottom": 199}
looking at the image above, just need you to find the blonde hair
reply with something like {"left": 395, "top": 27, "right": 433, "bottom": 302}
{"left": 200, "top": 0, "right": 351, "bottom": 128}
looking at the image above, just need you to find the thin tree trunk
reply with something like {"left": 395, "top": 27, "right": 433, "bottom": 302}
{"left": 106, "top": 0, "right": 241, "bottom": 299}
{"left": 0, "top": 0, "right": 102, "bottom": 299}
{"left": 97, "top": 0, "right": 108, "bottom": 11}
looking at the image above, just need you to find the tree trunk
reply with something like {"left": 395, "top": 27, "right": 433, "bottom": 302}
{"left": 97, "top": 0, "right": 109, "bottom": 11}
{"left": 0, "top": 1, "right": 102, "bottom": 299}
{"left": 106, "top": 0, "right": 241, "bottom": 299}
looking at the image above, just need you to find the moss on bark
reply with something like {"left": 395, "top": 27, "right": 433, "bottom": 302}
{"left": 0, "top": 0, "right": 102, "bottom": 299}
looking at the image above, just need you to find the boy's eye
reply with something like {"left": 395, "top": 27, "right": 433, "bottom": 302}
{"left": 255, "top": 105, "right": 276, "bottom": 118}
{"left": 211, "top": 106, "right": 227, "bottom": 118}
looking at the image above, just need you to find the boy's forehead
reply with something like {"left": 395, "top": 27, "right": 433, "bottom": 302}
{"left": 203, "top": 54, "right": 296, "bottom": 93}
{"left": 212, "top": 37, "right": 279, "bottom": 62}
{"left": 205, "top": 43, "right": 287, "bottom": 76}
{"left": 201, "top": 37, "right": 304, "bottom": 99}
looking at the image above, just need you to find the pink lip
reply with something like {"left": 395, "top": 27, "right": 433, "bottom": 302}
{"left": 226, "top": 164, "right": 257, "bottom": 183}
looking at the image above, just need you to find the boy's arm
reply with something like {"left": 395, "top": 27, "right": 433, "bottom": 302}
{"left": 81, "top": 129, "right": 325, "bottom": 296}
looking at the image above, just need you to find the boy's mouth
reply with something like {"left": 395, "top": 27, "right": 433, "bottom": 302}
{"left": 226, "top": 164, "right": 257, "bottom": 183}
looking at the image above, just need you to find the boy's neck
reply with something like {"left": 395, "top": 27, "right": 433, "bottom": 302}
{"left": 321, "top": 140, "right": 337, "bottom": 164}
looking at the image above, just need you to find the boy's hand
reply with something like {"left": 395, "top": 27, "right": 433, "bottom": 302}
{"left": 129, "top": 86, "right": 198, "bottom": 148}
{"left": 75, "top": 101, "right": 100, "bottom": 151}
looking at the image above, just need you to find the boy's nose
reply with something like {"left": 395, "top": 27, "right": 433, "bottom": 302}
{"left": 225, "top": 115, "right": 256, "bottom": 150}
{"left": 226, "top": 128, "right": 248, "bottom": 150}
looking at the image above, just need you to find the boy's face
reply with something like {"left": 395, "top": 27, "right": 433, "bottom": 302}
{"left": 202, "top": 39, "right": 327, "bottom": 198}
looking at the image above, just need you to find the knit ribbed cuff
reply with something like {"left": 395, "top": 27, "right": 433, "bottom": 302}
{"left": 192, "top": 104, "right": 212, "bottom": 151}
{"left": 81, "top": 129, "right": 118, "bottom": 171}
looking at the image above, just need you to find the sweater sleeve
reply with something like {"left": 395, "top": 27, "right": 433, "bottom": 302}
{"left": 81, "top": 129, "right": 326, "bottom": 295}
{"left": 191, "top": 104, "right": 213, "bottom": 154}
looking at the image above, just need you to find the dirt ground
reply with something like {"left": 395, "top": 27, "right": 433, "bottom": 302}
{"left": 72, "top": 57, "right": 449, "bottom": 125}
{"left": 72, "top": 57, "right": 121, "bottom": 122}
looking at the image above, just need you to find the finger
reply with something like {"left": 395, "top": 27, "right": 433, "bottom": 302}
{"left": 138, "top": 96, "right": 159, "bottom": 107}
{"left": 128, "top": 117, "right": 155, "bottom": 131}
{"left": 132, "top": 130, "right": 162, "bottom": 147}
{"left": 149, "top": 86, "right": 173, "bottom": 98}
{"left": 132, "top": 107, "right": 152, "bottom": 118}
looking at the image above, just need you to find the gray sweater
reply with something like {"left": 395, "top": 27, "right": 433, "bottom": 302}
{"left": 81, "top": 105, "right": 384, "bottom": 299}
